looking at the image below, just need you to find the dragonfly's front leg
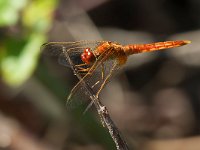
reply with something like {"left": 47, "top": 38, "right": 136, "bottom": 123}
{"left": 66, "top": 47, "right": 112, "bottom": 105}
{"left": 96, "top": 62, "right": 118, "bottom": 98}
{"left": 101, "top": 63, "right": 105, "bottom": 80}
{"left": 66, "top": 61, "right": 102, "bottom": 104}
{"left": 83, "top": 63, "right": 106, "bottom": 113}
{"left": 75, "top": 63, "right": 89, "bottom": 72}
{"left": 91, "top": 63, "right": 105, "bottom": 89}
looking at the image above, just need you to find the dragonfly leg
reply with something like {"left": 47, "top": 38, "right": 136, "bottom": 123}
{"left": 66, "top": 48, "right": 113, "bottom": 106}
{"left": 75, "top": 63, "right": 88, "bottom": 71}
{"left": 101, "top": 63, "right": 105, "bottom": 80}
{"left": 64, "top": 45, "right": 106, "bottom": 105}
{"left": 83, "top": 64, "right": 106, "bottom": 113}
{"left": 90, "top": 63, "right": 105, "bottom": 89}
{"left": 66, "top": 63, "right": 99, "bottom": 103}
{"left": 81, "top": 63, "right": 108, "bottom": 114}
{"left": 96, "top": 62, "right": 118, "bottom": 98}
{"left": 77, "top": 68, "right": 90, "bottom": 73}
{"left": 75, "top": 63, "right": 87, "bottom": 67}
{"left": 91, "top": 80, "right": 100, "bottom": 88}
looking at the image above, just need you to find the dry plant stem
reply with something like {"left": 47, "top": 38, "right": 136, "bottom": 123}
{"left": 65, "top": 50, "right": 129, "bottom": 150}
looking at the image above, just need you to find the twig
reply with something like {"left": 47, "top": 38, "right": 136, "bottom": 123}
{"left": 64, "top": 50, "right": 129, "bottom": 150}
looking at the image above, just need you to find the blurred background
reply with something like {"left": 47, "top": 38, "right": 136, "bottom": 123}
{"left": 0, "top": 0, "right": 200, "bottom": 149}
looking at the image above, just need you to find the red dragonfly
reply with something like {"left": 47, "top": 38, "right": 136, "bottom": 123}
{"left": 42, "top": 40, "right": 191, "bottom": 109}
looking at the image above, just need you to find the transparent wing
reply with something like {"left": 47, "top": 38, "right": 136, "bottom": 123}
{"left": 41, "top": 41, "right": 103, "bottom": 67}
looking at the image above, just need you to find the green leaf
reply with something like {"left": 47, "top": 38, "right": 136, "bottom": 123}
{"left": 0, "top": 0, "right": 27, "bottom": 26}
{"left": 1, "top": 34, "right": 46, "bottom": 86}
{"left": 22, "top": 0, "right": 58, "bottom": 32}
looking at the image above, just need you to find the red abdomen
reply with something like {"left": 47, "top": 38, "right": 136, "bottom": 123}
{"left": 124, "top": 40, "right": 191, "bottom": 56}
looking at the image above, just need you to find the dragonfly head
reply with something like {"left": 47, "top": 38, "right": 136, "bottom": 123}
{"left": 81, "top": 48, "right": 96, "bottom": 65}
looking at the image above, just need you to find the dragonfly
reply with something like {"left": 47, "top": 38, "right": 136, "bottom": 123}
{"left": 42, "top": 40, "right": 191, "bottom": 110}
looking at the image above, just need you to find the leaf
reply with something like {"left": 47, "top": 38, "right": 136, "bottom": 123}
{"left": 1, "top": 33, "right": 46, "bottom": 86}
{"left": 0, "top": 0, "right": 27, "bottom": 26}
{"left": 22, "top": 0, "right": 58, "bottom": 32}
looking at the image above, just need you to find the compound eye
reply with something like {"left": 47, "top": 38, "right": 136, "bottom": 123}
{"left": 81, "top": 48, "right": 95, "bottom": 65}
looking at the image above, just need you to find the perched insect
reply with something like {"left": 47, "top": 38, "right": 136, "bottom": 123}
{"left": 42, "top": 40, "right": 191, "bottom": 109}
